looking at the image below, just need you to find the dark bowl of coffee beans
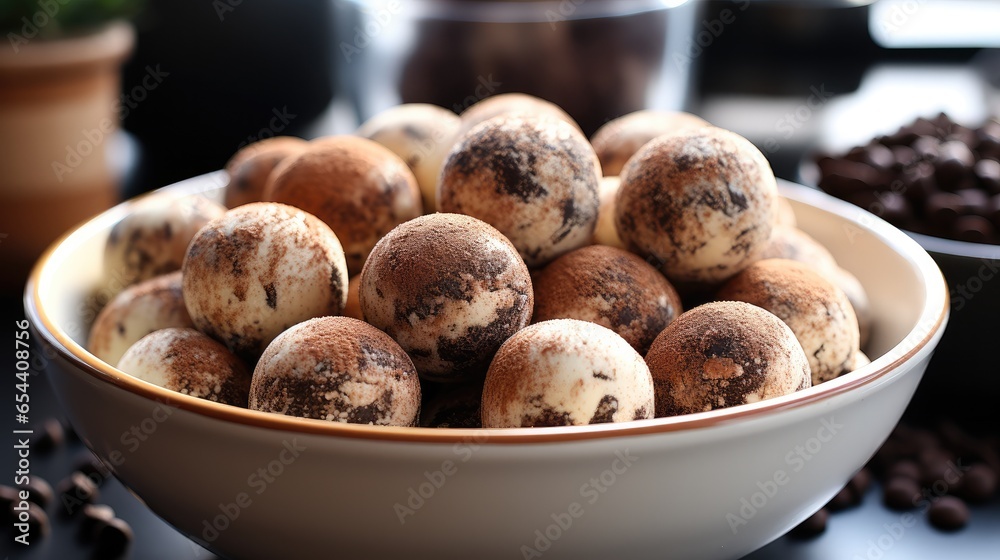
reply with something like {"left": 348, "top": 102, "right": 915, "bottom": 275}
{"left": 809, "top": 113, "right": 1000, "bottom": 429}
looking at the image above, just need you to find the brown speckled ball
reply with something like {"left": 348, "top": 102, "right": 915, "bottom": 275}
{"left": 717, "top": 259, "right": 860, "bottom": 385}
{"left": 646, "top": 301, "right": 811, "bottom": 417}
{"left": 439, "top": 114, "right": 600, "bottom": 268}
{"left": 104, "top": 193, "right": 225, "bottom": 289}
{"left": 532, "top": 245, "right": 682, "bottom": 355}
{"left": 224, "top": 137, "right": 308, "bottom": 209}
{"left": 457, "top": 93, "right": 581, "bottom": 139}
{"left": 264, "top": 136, "right": 423, "bottom": 275}
{"left": 593, "top": 176, "right": 624, "bottom": 249}
{"left": 251, "top": 317, "right": 420, "bottom": 426}
{"left": 760, "top": 225, "right": 839, "bottom": 275}
{"left": 182, "top": 202, "right": 348, "bottom": 361}
{"left": 356, "top": 104, "right": 461, "bottom": 213}
{"left": 117, "top": 328, "right": 251, "bottom": 407}
{"left": 360, "top": 213, "right": 533, "bottom": 382}
{"left": 342, "top": 275, "right": 363, "bottom": 321}
{"left": 615, "top": 127, "right": 778, "bottom": 285}
{"left": 88, "top": 272, "right": 193, "bottom": 366}
{"left": 829, "top": 266, "right": 873, "bottom": 349}
{"left": 590, "top": 110, "right": 709, "bottom": 176}
{"left": 482, "top": 319, "right": 654, "bottom": 428}
{"left": 776, "top": 196, "right": 797, "bottom": 227}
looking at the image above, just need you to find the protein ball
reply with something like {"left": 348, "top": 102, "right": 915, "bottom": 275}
{"left": 645, "top": 301, "right": 811, "bottom": 417}
{"left": 615, "top": 127, "right": 778, "bottom": 285}
{"left": 104, "top": 193, "right": 226, "bottom": 289}
{"left": 250, "top": 317, "right": 421, "bottom": 426}
{"left": 356, "top": 103, "right": 461, "bottom": 213}
{"left": 759, "top": 225, "right": 839, "bottom": 274}
{"left": 718, "top": 259, "right": 860, "bottom": 385}
{"left": 457, "top": 93, "right": 581, "bottom": 139}
{"left": 117, "top": 328, "right": 251, "bottom": 406}
{"left": 592, "top": 176, "right": 625, "bottom": 249}
{"left": 342, "top": 275, "right": 363, "bottom": 321}
{"left": 828, "top": 266, "right": 873, "bottom": 349}
{"left": 88, "top": 272, "right": 194, "bottom": 366}
{"left": 590, "top": 110, "right": 709, "bottom": 176}
{"left": 532, "top": 245, "right": 682, "bottom": 355}
{"left": 223, "top": 136, "right": 308, "bottom": 208}
{"left": 182, "top": 202, "right": 349, "bottom": 361}
{"left": 439, "top": 114, "right": 600, "bottom": 268}
{"left": 360, "top": 213, "right": 533, "bottom": 381}
{"left": 265, "top": 136, "right": 423, "bottom": 275}
{"left": 482, "top": 319, "right": 654, "bottom": 428}
{"left": 776, "top": 197, "right": 797, "bottom": 227}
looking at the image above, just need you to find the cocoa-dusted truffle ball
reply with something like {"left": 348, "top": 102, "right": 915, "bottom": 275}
{"left": 776, "top": 196, "right": 797, "bottom": 227}
{"left": 760, "top": 225, "right": 838, "bottom": 274}
{"left": 356, "top": 104, "right": 461, "bottom": 213}
{"left": 360, "top": 213, "right": 533, "bottom": 381}
{"left": 104, "top": 193, "right": 225, "bottom": 289}
{"left": 457, "top": 93, "right": 580, "bottom": 139}
{"left": 532, "top": 245, "right": 682, "bottom": 355}
{"left": 420, "top": 378, "right": 484, "bottom": 429}
{"left": 224, "top": 137, "right": 308, "bottom": 209}
{"left": 846, "top": 350, "right": 871, "bottom": 373}
{"left": 646, "top": 301, "right": 811, "bottom": 417}
{"left": 250, "top": 317, "right": 420, "bottom": 426}
{"left": 592, "top": 177, "right": 624, "bottom": 249}
{"left": 615, "top": 127, "right": 778, "bottom": 285}
{"left": 182, "top": 203, "right": 348, "bottom": 361}
{"left": 342, "top": 275, "right": 363, "bottom": 321}
{"left": 717, "top": 259, "right": 860, "bottom": 385}
{"left": 117, "top": 328, "right": 251, "bottom": 406}
{"left": 829, "top": 266, "right": 873, "bottom": 349}
{"left": 439, "top": 114, "right": 600, "bottom": 268}
{"left": 88, "top": 272, "right": 193, "bottom": 366}
{"left": 265, "top": 136, "right": 422, "bottom": 275}
{"left": 482, "top": 319, "right": 654, "bottom": 428}
{"left": 590, "top": 110, "right": 709, "bottom": 176}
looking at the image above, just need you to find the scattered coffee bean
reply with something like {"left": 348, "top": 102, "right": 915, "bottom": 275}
{"left": 0, "top": 485, "right": 19, "bottom": 523}
{"left": 927, "top": 496, "right": 969, "bottom": 531}
{"left": 11, "top": 502, "right": 51, "bottom": 541}
{"left": 886, "top": 459, "right": 920, "bottom": 481}
{"left": 94, "top": 517, "right": 134, "bottom": 558}
{"left": 788, "top": 508, "right": 828, "bottom": 539}
{"left": 74, "top": 450, "right": 112, "bottom": 484}
{"left": 57, "top": 471, "right": 100, "bottom": 515}
{"left": 958, "top": 463, "right": 998, "bottom": 504}
{"left": 19, "top": 475, "right": 53, "bottom": 509}
{"left": 79, "top": 504, "right": 116, "bottom": 543}
{"left": 883, "top": 477, "right": 922, "bottom": 511}
{"left": 848, "top": 468, "right": 873, "bottom": 497}
{"left": 826, "top": 485, "right": 858, "bottom": 511}
{"left": 31, "top": 418, "right": 65, "bottom": 454}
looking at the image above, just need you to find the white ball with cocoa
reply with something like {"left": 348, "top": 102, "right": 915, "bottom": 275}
{"left": 88, "top": 272, "right": 194, "bottom": 366}
{"left": 482, "top": 319, "right": 654, "bottom": 428}
{"left": 356, "top": 103, "right": 461, "bottom": 213}
{"left": 182, "top": 202, "right": 348, "bottom": 361}
{"left": 264, "top": 136, "right": 423, "bottom": 276}
{"left": 117, "top": 328, "right": 251, "bottom": 407}
{"left": 457, "top": 92, "right": 580, "bottom": 139}
{"left": 250, "top": 317, "right": 421, "bottom": 426}
{"left": 590, "top": 110, "right": 709, "bottom": 176}
{"left": 592, "top": 176, "right": 625, "bottom": 249}
{"left": 439, "top": 114, "right": 600, "bottom": 268}
{"left": 104, "top": 193, "right": 225, "bottom": 289}
{"left": 360, "top": 213, "right": 533, "bottom": 381}
{"left": 615, "top": 127, "right": 778, "bottom": 285}
{"left": 532, "top": 245, "right": 682, "bottom": 355}
{"left": 223, "top": 136, "right": 308, "bottom": 208}
{"left": 760, "top": 224, "right": 839, "bottom": 275}
{"left": 645, "top": 301, "right": 811, "bottom": 417}
{"left": 717, "top": 259, "right": 860, "bottom": 385}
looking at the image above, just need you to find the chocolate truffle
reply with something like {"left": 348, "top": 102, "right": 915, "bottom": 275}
{"left": 360, "top": 213, "right": 533, "bottom": 381}
{"left": 532, "top": 245, "right": 682, "bottom": 355}
{"left": 457, "top": 93, "right": 580, "bottom": 139}
{"left": 104, "top": 193, "right": 225, "bottom": 289}
{"left": 777, "top": 197, "right": 797, "bottom": 227}
{"left": 481, "top": 319, "right": 654, "bottom": 428}
{"left": 615, "top": 127, "right": 778, "bottom": 284}
{"left": 717, "top": 259, "right": 860, "bottom": 385}
{"left": 224, "top": 136, "right": 308, "bottom": 208}
{"left": 342, "top": 275, "right": 363, "bottom": 321}
{"left": 356, "top": 103, "right": 461, "bottom": 213}
{"left": 590, "top": 110, "right": 709, "bottom": 176}
{"left": 846, "top": 350, "right": 871, "bottom": 373}
{"left": 265, "top": 136, "right": 423, "bottom": 275}
{"left": 182, "top": 202, "right": 348, "bottom": 361}
{"left": 759, "top": 225, "right": 838, "bottom": 274}
{"left": 88, "top": 272, "right": 194, "bottom": 366}
{"left": 117, "top": 328, "right": 251, "bottom": 406}
{"left": 646, "top": 301, "right": 811, "bottom": 417}
{"left": 828, "top": 266, "right": 873, "bottom": 349}
{"left": 250, "top": 317, "right": 420, "bottom": 426}
{"left": 439, "top": 114, "right": 600, "bottom": 268}
{"left": 592, "top": 176, "right": 625, "bottom": 249}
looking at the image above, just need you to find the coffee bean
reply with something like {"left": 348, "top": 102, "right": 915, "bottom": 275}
{"left": 56, "top": 471, "right": 100, "bottom": 515}
{"left": 788, "top": 508, "right": 828, "bottom": 539}
{"left": 913, "top": 136, "right": 941, "bottom": 160}
{"left": 883, "top": 477, "right": 921, "bottom": 510}
{"left": 0, "top": 485, "right": 18, "bottom": 523}
{"left": 79, "top": 503, "right": 116, "bottom": 543}
{"left": 74, "top": 451, "right": 112, "bottom": 484}
{"left": 925, "top": 192, "right": 965, "bottom": 230}
{"left": 31, "top": 418, "right": 65, "bottom": 454}
{"left": 863, "top": 143, "right": 895, "bottom": 171}
{"left": 887, "top": 460, "right": 921, "bottom": 481}
{"left": 954, "top": 215, "right": 995, "bottom": 244}
{"left": 94, "top": 517, "right": 134, "bottom": 558}
{"left": 927, "top": 496, "right": 969, "bottom": 531}
{"left": 10, "top": 502, "right": 50, "bottom": 541}
{"left": 18, "top": 476, "right": 53, "bottom": 509}
{"left": 826, "top": 485, "right": 859, "bottom": 511}
{"left": 935, "top": 141, "right": 975, "bottom": 190}
{"left": 975, "top": 159, "right": 1000, "bottom": 193}
{"left": 849, "top": 468, "right": 873, "bottom": 497}
{"left": 958, "top": 463, "right": 998, "bottom": 503}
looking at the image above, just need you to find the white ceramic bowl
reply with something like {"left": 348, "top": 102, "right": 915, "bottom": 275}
{"left": 26, "top": 173, "right": 948, "bottom": 560}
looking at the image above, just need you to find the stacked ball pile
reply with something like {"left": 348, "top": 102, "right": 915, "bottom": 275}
{"left": 88, "top": 94, "right": 871, "bottom": 429}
